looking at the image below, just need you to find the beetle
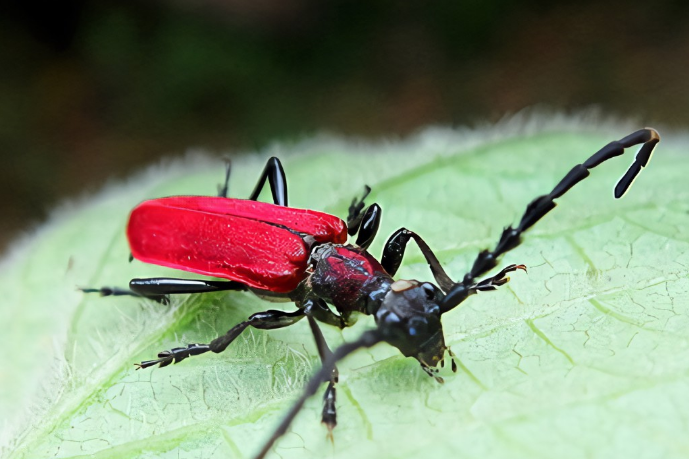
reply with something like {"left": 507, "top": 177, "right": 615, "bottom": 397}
{"left": 89, "top": 128, "right": 659, "bottom": 459}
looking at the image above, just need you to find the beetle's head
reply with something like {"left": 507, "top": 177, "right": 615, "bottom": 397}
{"left": 375, "top": 279, "right": 454, "bottom": 381}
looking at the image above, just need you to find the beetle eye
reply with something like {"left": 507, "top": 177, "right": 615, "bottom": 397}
{"left": 422, "top": 283, "right": 436, "bottom": 300}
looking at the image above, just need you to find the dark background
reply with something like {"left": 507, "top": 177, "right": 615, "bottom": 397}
{"left": 1, "top": 0, "right": 685, "bottom": 253}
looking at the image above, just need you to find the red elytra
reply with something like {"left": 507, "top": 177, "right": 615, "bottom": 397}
{"left": 127, "top": 196, "right": 348, "bottom": 292}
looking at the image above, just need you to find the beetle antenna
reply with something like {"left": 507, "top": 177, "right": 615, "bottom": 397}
{"left": 440, "top": 128, "right": 660, "bottom": 314}
{"left": 254, "top": 330, "right": 383, "bottom": 459}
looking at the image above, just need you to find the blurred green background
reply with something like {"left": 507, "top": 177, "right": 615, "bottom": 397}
{"left": 0, "top": 0, "right": 685, "bottom": 252}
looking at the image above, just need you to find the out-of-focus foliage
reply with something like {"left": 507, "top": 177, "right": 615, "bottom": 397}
{"left": 0, "top": 0, "right": 686, "bottom": 250}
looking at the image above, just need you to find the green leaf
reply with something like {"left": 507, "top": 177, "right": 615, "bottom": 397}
{"left": 3, "top": 117, "right": 689, "bottom": 459}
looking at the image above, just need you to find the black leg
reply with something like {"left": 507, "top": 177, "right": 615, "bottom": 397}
{"left": 380, "top": 228, "right": 455, "bottom": 291}
{"left": 254, "top": 330, "right": 384, "bottom": 459}
{"left": 221, "top": 157, "right": 288, "bottom": 205}
{"left": 129, "top": 277, "right": 247, "bottom": 296}
{"left": 79, "top": 286, "right": 169, "bottom": 305}
{"left": 302, "top": 298, "right": 346, "bottom": 328}
{"left": 440, "top": 264, "right": 527, "bottom": 313}
{"left": 83, "top": 278, "right": 248, "bottom": 305}
{"left": 217, "top": 159, "right": 232, "bottom": 198}
{"left": 378, "top": 227, "right": 525, "bottom": 305}
{"left": 440, "top": 128, "right": 660, "bottom": 313}
{"left": 346, "top": 185, "right": 371, "bottom": 234}
{"left": 354, "top": 204, "right": 382, "bottom": 250}
{"left": 306, "top": 316, "right": 339, "bottom": 438}
{"left": 346, "top": 186, "right": 382, "bottom": 250}
{"left": 136, "top": 309, "right": 305, "bottom": 369}
{"left": 248, "top": 157, "right": 288, "bottom": 206}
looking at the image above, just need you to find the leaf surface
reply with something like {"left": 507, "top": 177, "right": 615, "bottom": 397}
{"left": 2, "top": 119, "right": 689, "bottom": 459}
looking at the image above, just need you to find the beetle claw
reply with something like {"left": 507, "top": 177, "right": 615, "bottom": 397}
{"left": 135, "top": 360, "right": 161, "bottom": 370}
{"left": 325, "top": 427, "right": 335, "bottom": 445}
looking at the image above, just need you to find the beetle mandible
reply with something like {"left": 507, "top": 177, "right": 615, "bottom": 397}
{"left": 88, "top": 128, "right": 659, "bottom": 459}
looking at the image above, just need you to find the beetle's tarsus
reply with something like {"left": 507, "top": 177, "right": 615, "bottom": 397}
{"left": 135, "top": 343, "right": 211, "bottom": 370}
{"left": 420, "top": 363, "right": 445, "bottom": 384}
{"left": 323, "top": 388, "right": 337, "bottom": 444}
{"left": 80, "top": 285, "right": 170, "bottom": 305}
{"left": 135, "top": 360, "right": 164, "bottom": 370}
{"left": 346, "top": 185, "right": 374, "bottom": 237}
{"left": 473, "top": 263, "right": 527, "bottom": 291}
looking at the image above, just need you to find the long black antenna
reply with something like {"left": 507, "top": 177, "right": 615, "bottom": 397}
{"left": 254, "top": 330, "right": 384, "bottom": 459}
{"left": 440, "top": 128, "right": 660, "bottom": 313}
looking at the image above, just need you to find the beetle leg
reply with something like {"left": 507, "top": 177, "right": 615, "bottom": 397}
{"left": 440, "top": 128, "right": 660, "bottom": 314}
{"left": 306, "top": 315, "right": 339, "bottom": 439}
{"left": 472, "top": 264, "right": 527, "bottom": 290}
{"left": 354, "top": 204, "right": 382, "bottom": 250}
{"left": 84, "top": 278, "right": 248, "bottom": 307}
{"left": 346, "top": 187, "right": 383, "bottom": 250}
{"left": 380, "top": 228, "right": 455, "bottom": 291}
{"left": 217, "top": 159, "right": 232, "bottom": 198}
{"left": 78, "top": 286, "right": 169, "bottom": 305}
{"left": 129, "top": 277, "right": 247, "bottom": 296}
{"left": 303, "top": 297, "right": 347, "bottom": 329}
{"left": 254, "top": 330, "right": 383, "bottom": 459}
{"left": 439, "top": 264, "right": 528, "bottom": 314}
{"left": 136, "top": 309, "right": 305, "bottom": 369}
{"left": 346, "top": 185, "right": 371, "bottom": 233}
{"left": 248, "top": 157, "right": 288, "bottom": 206}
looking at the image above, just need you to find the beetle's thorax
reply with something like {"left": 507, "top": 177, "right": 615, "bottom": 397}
{"left": 307, "top": 244, "right": 393, "bottom": 315}
{"left": 308, "top": 244, "right": 448, "bottom": 367}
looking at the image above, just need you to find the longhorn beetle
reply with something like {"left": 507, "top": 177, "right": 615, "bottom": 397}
{"left": 88, "top": 128, "right": 659, "bottom": 459}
